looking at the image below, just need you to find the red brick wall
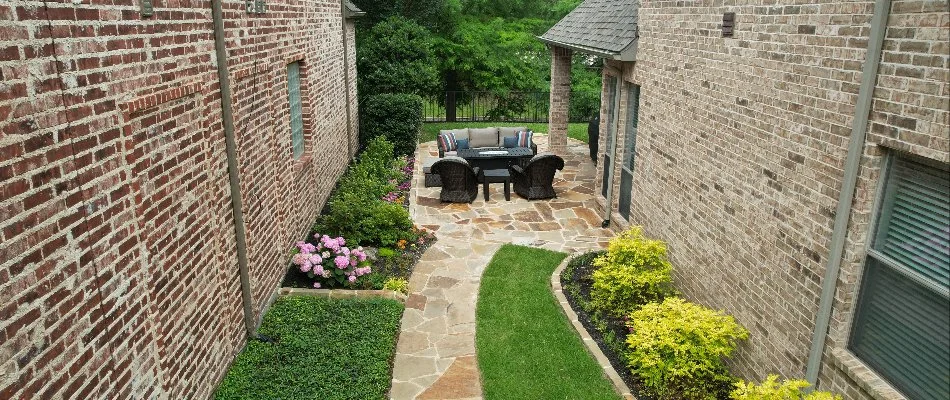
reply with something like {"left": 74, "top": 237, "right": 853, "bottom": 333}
{"left": 0, "top": 0, "right": 357, "bottom": 398}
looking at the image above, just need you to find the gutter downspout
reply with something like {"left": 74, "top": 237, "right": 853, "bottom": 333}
{"left": 804, "top": 0, "right": 891, "bottom": 387}
{"left": 340, "top": 0, "right": 354, "bottom": 158}
{"left": 602, "top": 64, "right": 624, "bottom": 226}
{"left": 211, "top": 0, "right": 257, "bottom": 338}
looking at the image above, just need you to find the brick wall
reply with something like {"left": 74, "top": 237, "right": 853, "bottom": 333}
{"left": 594, "top": 1, "right": 948, "bottom": 398}
{"left": 0, "top": 0, "right": 358, "bottom": 398}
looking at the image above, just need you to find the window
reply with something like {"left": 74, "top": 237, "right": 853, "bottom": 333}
{"left": 288, "top": 61, "right": 304, "bottom": 159}
{"left": 601, "top": 75, "right": 619, "bottom": 198}
{"left": 849, "top": 155, "right": 949, "bottom": 400}
{"left": 619, "top": 83, "right": 640, "bottom": 220}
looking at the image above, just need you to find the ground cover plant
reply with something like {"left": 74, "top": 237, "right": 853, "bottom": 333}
{"left": 476, "top": 244, "right": 620, "bottom": 400}
{"left": 731, "top": 375, "right": 842, "bottom": 400}
{"left": 214, "top": 296, "right": 404, "bottom": 400}
{"left": 420, "top": 121, "right": 590, "bottom": 144}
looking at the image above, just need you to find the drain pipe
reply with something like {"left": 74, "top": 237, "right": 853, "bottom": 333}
{"left": 211, "top": 0, "right": 257, "bottom": 338}
{"left": 340, "top": 0, "right": 354, "bottom": 158}
{"left": 602, "top": 64, "right": 624, "bottom": 227}
{"left": 804, "top": 0, "right": 891, "bottom": 387}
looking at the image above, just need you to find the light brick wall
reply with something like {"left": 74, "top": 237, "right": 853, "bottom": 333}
{"left": 548, "top": 46, "right": 573, "bottom": 154}
{"left": 0, "top": 0, "right": 357, "bottom": 398}
{"left": 594, "top": 1, "right": 948, "bottom": 398}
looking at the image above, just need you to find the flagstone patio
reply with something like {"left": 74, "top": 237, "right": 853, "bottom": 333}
{"left": 389, "top": 136, "right": 617, "bottom": 399}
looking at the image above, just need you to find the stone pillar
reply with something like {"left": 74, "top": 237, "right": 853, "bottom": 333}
{"left": 548, "top": 46, "right": 572, "bottom": 154}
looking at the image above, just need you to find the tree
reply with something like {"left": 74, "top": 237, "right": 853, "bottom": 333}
{"left": 350, "top": 0, "right": 460, "bottom": 35}
{"left": 356, "top": 16, "right": 440, "bottom": 97}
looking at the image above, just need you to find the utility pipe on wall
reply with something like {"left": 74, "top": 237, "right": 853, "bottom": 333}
{"left": 340, "top": 0, "right": 354, "bottom": 158}
{"left": 211, "top": 0, "right": 257, "bottom": 338}
{"left": 804, "top": 0, "right": 891, "bottom": 387}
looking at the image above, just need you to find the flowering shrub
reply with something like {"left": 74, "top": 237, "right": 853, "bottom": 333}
{"left": 292, "top": 234, "right": 372, "bottom": 288}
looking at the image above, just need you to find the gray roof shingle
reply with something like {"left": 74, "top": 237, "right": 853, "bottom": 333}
{"left": 539, "top": 0, "right": 638, "bottom": 56}
{"left": 345, "top": 1, "right": 365, "bottom": 18}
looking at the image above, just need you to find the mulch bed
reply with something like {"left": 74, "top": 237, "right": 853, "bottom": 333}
{"left": 559, "top": 251, "right": 656, "bottom": 400}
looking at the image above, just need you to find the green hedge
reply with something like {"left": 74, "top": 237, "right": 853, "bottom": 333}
{"left": 214, "top": 296, "right": 404, "bottom": 400}
{"left": 361, "top": 93, "right": 423, "bottom": 156}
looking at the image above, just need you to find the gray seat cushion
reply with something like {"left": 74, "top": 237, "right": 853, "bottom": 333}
{"left": 468, "top": 127, "right": 499, "bottom": 148}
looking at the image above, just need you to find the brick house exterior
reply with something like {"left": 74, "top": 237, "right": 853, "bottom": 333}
{"left": 0, "top": 0, "right": 360, "bottom": 398}
{"left": 543, "top": 1, "right": 948, "bottom": 399}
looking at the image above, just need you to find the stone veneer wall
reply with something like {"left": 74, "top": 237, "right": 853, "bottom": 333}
{"left": 593, "top": 1, "right": 948, "bottom": 399}
{"left": 0, "top": 1, "right": 357, "bottom": 398}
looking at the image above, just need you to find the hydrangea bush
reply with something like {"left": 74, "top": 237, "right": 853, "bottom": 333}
{"left": 291, "top": 234, "right": 371, "bottom": 288}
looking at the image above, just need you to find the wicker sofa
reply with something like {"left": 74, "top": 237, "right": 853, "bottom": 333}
{"left": 437, "top": 127, "right": 538, "bottom": 158}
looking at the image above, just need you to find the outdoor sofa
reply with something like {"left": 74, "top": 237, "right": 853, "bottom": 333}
{"left": 436, "top": 127, "right": 538, "bottom": 158}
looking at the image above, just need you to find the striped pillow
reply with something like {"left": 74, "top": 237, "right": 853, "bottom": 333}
{"left": 438, "top": 132, "right": 457, "bottom": 152}
{"left": 516, "top": 130, "right": 533, "bottom": 148}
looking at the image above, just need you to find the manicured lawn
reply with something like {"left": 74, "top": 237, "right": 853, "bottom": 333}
{"left": 421, "top": 122, "right": 590, "bottom": 144}
{"left": 215, "top": 296, "right": 404, "bottom": 400}
{"left": 476, "top": 244, "right": 621, "bottom": 400}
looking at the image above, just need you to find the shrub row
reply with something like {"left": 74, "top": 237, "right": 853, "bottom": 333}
{"left": 316, "top": 137, "right": 413, "bottom": 247}
{"left": 584, "top": 227, "right": 841, "bottom": 400}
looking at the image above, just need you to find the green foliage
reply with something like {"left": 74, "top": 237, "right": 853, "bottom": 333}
{"left": 731, "top": 375, "right": 842, "bottom": 400}
{"left": 361, "top": 93, "right": 423, "bottom": 156}
{"left": 351, "top": 0, "right": 460, "bottom": 35}
{"left": 626, "top": 297, "right": 750, "bottom": 400}
{"left": 357, "top": 16, "right": 440, "bottom": 97}
{"left": 590, "top": 227, "right": 677, "bottom": 318}
{"left": 214, "top": 296, "right": 404, "bottom": 400}
{"left": 377, "top": 247, "right": 397, "bottom": 259}
{"left": 383, "top": 277, "right": 410, "bottom": 294}
{"left": 316, "top": 137, "right": 414, "bottom": 246}
{"left": 478, "top": 245, "right": 620, "bottom": 399}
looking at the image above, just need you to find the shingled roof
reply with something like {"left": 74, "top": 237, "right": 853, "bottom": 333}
{"left": 344, "top": 1, "right": 365, "bottom": 18}
{"left": 539, "top": 0, "right": 639, "bottom": 60}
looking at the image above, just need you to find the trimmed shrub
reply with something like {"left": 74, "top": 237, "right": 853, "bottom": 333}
{"left": 361, "top": 93, "right": 423, "bottom": 156}
{"left": 383, "top": 277, "right": 409, "bottom": 294}
{"left": 589, "top": 227, "right": 676, "bottom": 318}
{"left": 626, "top": 297, "right": 749, "bottom": 400}
{"left": 731, "top": 375, "right": 842, "bottom": 400}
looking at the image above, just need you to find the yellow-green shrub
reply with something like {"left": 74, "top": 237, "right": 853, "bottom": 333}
{"left": 383, "top": 277, "right": 410, "bottom": 295}
{"left": 731, "top": 375, "right": 842, "bottom": 400}
{"left": 590, "top": 227, "right": 676, "bottom": 318}
{"left": 626, "top": 297, "right": 750, "bottom": 400}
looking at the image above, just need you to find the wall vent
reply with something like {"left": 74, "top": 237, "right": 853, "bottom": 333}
{"left": 722, "top": 12, "right": 736, "bottom": 37}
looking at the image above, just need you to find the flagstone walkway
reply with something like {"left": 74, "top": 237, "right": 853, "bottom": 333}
{"left": 389, "top": 136, "right": 617, "bottom": 399}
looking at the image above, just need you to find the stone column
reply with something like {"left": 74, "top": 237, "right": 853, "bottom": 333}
{"left": 548, "top": 46, "right": 572, "bottom": 154}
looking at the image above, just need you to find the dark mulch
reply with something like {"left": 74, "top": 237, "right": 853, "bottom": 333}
{"left": 559, "top": 251, "right": 656, "bottom": 400}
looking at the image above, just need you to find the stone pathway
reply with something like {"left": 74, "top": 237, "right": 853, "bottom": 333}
{"left": 389, "top": 136, "right": 617, "bottom": 399}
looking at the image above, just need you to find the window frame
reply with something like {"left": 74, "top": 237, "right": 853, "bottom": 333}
{"left": 287, "top": 61, "right": 305, "bottom": 160}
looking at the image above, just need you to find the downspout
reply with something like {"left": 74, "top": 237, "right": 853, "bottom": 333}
{"left": 804, "top": 0, "right": 891, "bottom": 387}
{"left": 211, "top": 0, "right": 257, "bottom": 338}
{"left": 602, "top": 63, "right": 624, "bottom": 227}
{"left": 340, "top": 0, "right": 354, "bottom": 158}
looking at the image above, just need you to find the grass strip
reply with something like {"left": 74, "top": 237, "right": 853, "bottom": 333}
{"left": 420, "top": 122, "right": 590, "bottom": 144}
{"left": 215, "top": 296, "right": 404, "bottom": 400}
{"left": 476, "top": 244, "right": 620, "bottom": 400}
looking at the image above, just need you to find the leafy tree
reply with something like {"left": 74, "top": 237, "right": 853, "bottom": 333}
{"left": 356, "top": 16, "right": 440, "bottom": 97}
{"left": 350, "top": 0, "right": 460, "bottom": 35}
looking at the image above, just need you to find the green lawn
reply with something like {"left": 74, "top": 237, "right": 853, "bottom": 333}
{"left": 476, "top": 244, "right": 621, "bottom": 400}
{"left": 215, "top": 296, "right": 404, "bottom": 400}
{"left": 420, "top": 122, "right": 590, "bottom": 144}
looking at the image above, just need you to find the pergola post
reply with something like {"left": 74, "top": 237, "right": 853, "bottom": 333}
{"left": 548, "top": 46, "right": 572, "bottom": 154}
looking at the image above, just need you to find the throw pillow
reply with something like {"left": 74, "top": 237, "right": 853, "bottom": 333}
{"left": 516, "top": 130, "right": 533, "bottom": 148}
{"left": 438, "top": 132, "right": 457, "bottom": 152}
{"left": 503, "top": 136, "right": 519, "bottom": 148}
{"left": 456, "top": 138, "right": 470, "bottom": 150}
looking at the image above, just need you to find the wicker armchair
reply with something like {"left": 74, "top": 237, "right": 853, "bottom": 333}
{"left": 431, "top": 157, "right": 480, "bottom": 203}
{"left": 510, "top": 153, "right": 564, "bottom": 200}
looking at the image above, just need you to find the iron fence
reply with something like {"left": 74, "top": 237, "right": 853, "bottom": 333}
{"left": 423, "top": 91, "right": 601, "bottom": 123}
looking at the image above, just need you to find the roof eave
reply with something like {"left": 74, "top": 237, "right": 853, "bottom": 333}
{"left": 344, "top": 1, "right": 366, "bottom": 18}
{"left": 538, "top": 36, "right": 638, "bottom": 61}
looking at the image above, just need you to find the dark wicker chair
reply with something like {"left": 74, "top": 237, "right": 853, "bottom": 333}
{"left": 510, "top": 153, "right": 564, "bottom": 200}
{"left": 431, "top": 157, "right": 480, "bottom": 203}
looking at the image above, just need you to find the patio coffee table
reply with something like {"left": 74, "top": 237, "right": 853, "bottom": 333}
{"left": 457, "top": 147, "right": 533, "bottom": 171}
{"left": 480, "top": 169, "right": 511, "bottom": 201}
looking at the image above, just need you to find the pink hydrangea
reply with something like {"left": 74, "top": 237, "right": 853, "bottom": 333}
{"left": 334, "top": 256, "right": 349, "bottom": 269}
{"left": 348, "top": 275, "right": 357, "bottom": 283}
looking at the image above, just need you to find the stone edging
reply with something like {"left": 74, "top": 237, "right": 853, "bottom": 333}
{"left": 551, "top": 257, "right": 636, "bottom": 400}
{"left": 278, "top": 287, "right": 409, "bottom": 303}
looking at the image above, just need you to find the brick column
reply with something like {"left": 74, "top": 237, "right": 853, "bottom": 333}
{"left": 548, "top": 46, "right": 572, "bottom": 154}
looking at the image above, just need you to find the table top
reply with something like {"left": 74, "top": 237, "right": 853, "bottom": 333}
{"left": 482, "top": 169, "right": 511, "bottom": 178}
{"left": 458, "top": 147, "right": 532, "bottom": 159}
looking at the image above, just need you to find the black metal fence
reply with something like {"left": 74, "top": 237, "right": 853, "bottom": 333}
{"left": 423, "top": 91, "right": 601, "bottom": 123}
